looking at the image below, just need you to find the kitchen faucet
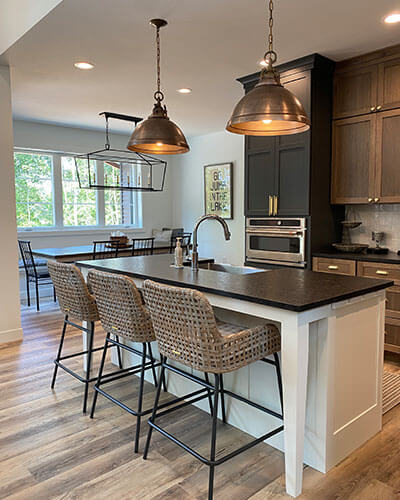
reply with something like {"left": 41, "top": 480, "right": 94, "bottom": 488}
{"left": 191, "top": 214, "right": 231, "bottom": 270}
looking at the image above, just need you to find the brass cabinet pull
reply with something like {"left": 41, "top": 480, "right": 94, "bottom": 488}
{"left": 370, "top": 106, "right": 376, "bottom": 112}
{"left": 328, "top": 265, "right": 339, "bottom": 270}
{"left": 268, "top": 195, "right": 273, "bottom": 216}
{"left": 376, "top": 105, "right": 382, "bottom": 110}
{"left": 273, "top": 195, "right": 278, "bottom": 216}
{"left": 368, "top": 197, "right": 373, "bottom": 203}
{"left": 376, "top": 270, "right": 389, "bottom": 275}
{"left": 374, "top": 197, "right": 380, "bottom": 202}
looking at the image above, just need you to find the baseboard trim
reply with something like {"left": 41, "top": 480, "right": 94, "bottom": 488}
{"left": 0, "top": 327, "right": 23, "bottom": 343}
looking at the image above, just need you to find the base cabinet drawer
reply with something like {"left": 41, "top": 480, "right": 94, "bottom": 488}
{"left": 357, "top": 261, "right": 400, "bottom": 285}
{"left": 312, "top": 257, "right": 356, "bottom": 276}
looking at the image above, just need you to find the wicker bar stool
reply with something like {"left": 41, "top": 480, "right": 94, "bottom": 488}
{"left": 47, "top": 260, "right": 103, "bottom": 413}
{"left": 87, "top": 270, "right": 163, "bottom": 453}
{"left": 143, "top": 280, "right": 284, "bottom": 500}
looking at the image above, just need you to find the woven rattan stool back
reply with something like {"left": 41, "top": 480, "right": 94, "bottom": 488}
{"left": 47, "top": 261, "right": 99, "bottom": 322}
{"left": 143, "top": 279, "right": 226, "bottom": 372}
{"left": 87, "top": 270, "right": 155, "bottom": 343}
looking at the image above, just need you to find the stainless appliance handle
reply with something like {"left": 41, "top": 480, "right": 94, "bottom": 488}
{"left": 246, "top": 229, "right": 304, "bottom": 236}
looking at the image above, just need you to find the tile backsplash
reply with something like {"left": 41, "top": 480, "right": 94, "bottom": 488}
{"left": 345, "top": 205, "right": 400, "bottom": 251}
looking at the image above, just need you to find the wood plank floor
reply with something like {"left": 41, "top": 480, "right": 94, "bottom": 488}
{"left": 0, "top": 300, "right": 399, "bottom": 499}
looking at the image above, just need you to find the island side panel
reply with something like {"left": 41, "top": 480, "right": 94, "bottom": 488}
{"left": 325, "top": 291, "right": 385, "bottom": 470}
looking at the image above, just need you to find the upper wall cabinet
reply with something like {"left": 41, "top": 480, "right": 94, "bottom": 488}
{"left": 333, "top": 66, "right": 378, "bottom": 119}
{"left": 333, "top": 46, "right": 400, "bottom": 119}
{"left": 331, "top": 44, "right": 400, "bottom": 204}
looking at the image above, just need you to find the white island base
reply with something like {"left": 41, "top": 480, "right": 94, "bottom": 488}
{"left": 81, "top": 268, "right": 385, "bottom": 498}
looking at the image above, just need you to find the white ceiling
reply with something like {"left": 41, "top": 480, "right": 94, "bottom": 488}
{"left": 2, "top": 0, "right": 400, "bottom": 137}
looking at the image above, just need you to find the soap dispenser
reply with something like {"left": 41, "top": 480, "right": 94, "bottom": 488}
{"left": 174, "top": 237, "right": 184, "bottom": 268}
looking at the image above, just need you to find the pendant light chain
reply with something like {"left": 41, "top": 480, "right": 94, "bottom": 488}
{"left": 154, "top": 25, "right": 164, "bottom": 103}
{"left": 264, "top": 0, "right": 277, "bottom": 67}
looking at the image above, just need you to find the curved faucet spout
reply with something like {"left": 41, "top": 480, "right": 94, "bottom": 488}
{"left": 191, "top": 214, "right": 231, "bottom": 270}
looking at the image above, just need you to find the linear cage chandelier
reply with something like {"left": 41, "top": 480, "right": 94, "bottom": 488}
{"left": 74, "top": 112, "right": 167, "bottom": 192}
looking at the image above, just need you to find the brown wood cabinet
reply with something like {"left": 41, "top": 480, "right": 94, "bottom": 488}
{"left": 313, "top": 256, "right": 400, "bottom": 353}
{"left": 332, "top": 45, "right": 400, "bottom": 205}
{"left": 333, "top": 65, "right": 378, "bottom": 119}
{"left": 331, "top": 115, "right": 376, "bottom": 204}
{"left": 331, "top": 107, "right": 400, "bottom": 204}
{"left": 312, "top": 257, "right": 356, "bottom": 276}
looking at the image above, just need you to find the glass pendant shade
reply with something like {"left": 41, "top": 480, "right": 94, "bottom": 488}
{"left": 127, "top": 101, "right": 189, "bottom": 155}
{"left": 226, "top": 71, "right": 310, "bottom": 136}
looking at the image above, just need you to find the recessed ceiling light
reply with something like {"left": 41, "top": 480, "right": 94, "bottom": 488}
{"left": 177, "top": 88, "right": 192, "bottom": 94}
{"left": 384, "top": 13, "right": 400, "bottom": 23}
{"left": 74, "top": 61, "right": 94, "bottom": 70}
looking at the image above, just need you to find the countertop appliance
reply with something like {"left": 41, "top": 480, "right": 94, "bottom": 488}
{"left": 246, "top": 217, "right": 307, "bottom": 268}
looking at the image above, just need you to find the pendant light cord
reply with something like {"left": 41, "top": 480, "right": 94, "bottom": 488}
{"left": 263, "top": 0, "right": 277, "bottom": 68}
{"left": 154, "top": 25, "right": 164, "bottom": 103}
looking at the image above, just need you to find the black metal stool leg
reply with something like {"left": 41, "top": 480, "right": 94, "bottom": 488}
{"left": 134, "top": 343, "right": 147, "bottom": 453}
{"left": 143, "top": 356, "right": 166, "bottom": 460}
{"left": 26, "top": 275, "right": 30, "bottom": 307}
{"left": 51, "top": 315, "right": 68, "bottom": 389}
{"left": 53, "top": 286, "right": 57, "bottom": 302}
{"left": 90, "top": 336, "right": 110, "bottom": 418}
{"left": 35, "top": 280, "right": 40, "bottom": 311}
{"left": 115, "top": 335, "right": 123, "bottom": 369}
{"left": 83, "top": 322, "right": 95, "bottom": 414}
{"left": 208, "top": 374, "right": 220, "bottom": 500}
{"left": 147, "top": 342, "right": 158, "bottom": 387}
{"left": 219, "top": 374, "right": 227, "bottom": 424}
{"left": 274, "top": 352, "right": 284, "bottom": 416}
{"left": 204, "top": 373, "right": 213, "bottom": 415}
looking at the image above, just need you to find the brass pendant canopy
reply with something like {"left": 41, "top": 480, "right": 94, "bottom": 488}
{"left": 127, "top": 19, "right": 189, "bottom": 155}
{"left": 226, "top": 0, "right": 310, "bottom": 136}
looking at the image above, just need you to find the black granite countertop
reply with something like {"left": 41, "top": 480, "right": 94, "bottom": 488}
{"left": 76, "top": 254, "right": 392, "bottom": 312}
{"left": 313, "top": 250, "right": 400, "bottom": 265}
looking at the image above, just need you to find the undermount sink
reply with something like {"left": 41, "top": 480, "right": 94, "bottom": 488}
{"left": 201, "top": 263, "right": 265, "bottom": 275}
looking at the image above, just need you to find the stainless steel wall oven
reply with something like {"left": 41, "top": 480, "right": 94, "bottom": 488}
{"left": 246, "top": 217, "right": 307, "bottom": 267}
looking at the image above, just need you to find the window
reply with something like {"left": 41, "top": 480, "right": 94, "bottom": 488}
{"left": 14, "top": 152, "right": 54, "bottom": 228}
{"left": 61, "top": 157, "right": 97, "bottom": 226}
{"left": 104, "top": 162, "right": 122, "bottom": 225}
{"left": 14, "top": 149, "right": 142, "bottom": 231}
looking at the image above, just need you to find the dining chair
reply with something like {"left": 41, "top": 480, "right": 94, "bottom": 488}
{"left": 18, "top": 240, "right": 56, "bottom": 311}
{"left": 92, "top": 240, "right": 120, "bottom": 260}
{"left": 131, "top": 237, "right": 154, "bottom": 256}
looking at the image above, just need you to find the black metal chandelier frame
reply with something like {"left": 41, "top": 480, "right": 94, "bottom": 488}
{"left": 74, "top": 112, "right": 167, "bottom": 192}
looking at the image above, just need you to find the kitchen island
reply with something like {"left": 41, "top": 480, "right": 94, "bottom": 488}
{"left": 77, "top": 254, "right": 392, "bottom": 497}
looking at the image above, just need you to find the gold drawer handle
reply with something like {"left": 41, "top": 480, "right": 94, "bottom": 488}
{"left": 376, "top": 270, "right": 388, "bottom": 275}
{"left": 328, "top": 265, "right": 339, "bottom": 270}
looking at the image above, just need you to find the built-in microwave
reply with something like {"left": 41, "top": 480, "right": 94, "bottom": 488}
{"left": 245, "top": 217, "right": 307, "bottom": 267}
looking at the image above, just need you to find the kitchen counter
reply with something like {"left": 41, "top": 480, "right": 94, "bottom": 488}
{"left": 314, "top": 250, "right": 400, "bottom": 264}
{"left": 77, "top": 253, "right": 389, "bottom": 498}
{"left": 77, "top": 253, "right": 392, "bottom": 312}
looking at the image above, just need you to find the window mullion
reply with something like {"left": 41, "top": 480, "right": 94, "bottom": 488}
{"left": 96, "top": 161, "right": 105, "bottom": 226}
{"left": 53, "top": 154, "right": 63, "bottom": 228}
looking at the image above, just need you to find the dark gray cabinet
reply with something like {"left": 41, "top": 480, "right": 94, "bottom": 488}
{"left": 240, "top": 54, "right": 344, "bottom": 267}
{"left": 241, "top": 55, "right": 333, "bottom": 218}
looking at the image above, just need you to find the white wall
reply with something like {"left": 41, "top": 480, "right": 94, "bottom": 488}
{"left": 13, "top": 120, "right": 173, "bottom": 249}
{"left": 0, "top": 0, "right": 63, "bottom": 55}
{"left": 0, "top": 66, "right": 23, "bottom": 342}
{"left": 172, "top": 130, "right": 245, "bottom": 265}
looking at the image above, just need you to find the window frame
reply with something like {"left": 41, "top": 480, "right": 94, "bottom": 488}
{"left": 15, "top": 148, "right": 143, "bottom": 233}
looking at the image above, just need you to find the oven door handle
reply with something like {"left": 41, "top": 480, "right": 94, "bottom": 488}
{"left": 246, "top": 229, "right": 303, "bottom": 236}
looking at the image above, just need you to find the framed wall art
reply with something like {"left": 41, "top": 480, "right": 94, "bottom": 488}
{"left": 203, "top": 162, "right": 233, "bottom": 219}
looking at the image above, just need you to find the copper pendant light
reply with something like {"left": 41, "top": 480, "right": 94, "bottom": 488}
{"left": 127, "top": 19, "right": 189, "bottom": 155}
{"left": 226, "top": 1, "right": 310, "bottom": 136}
